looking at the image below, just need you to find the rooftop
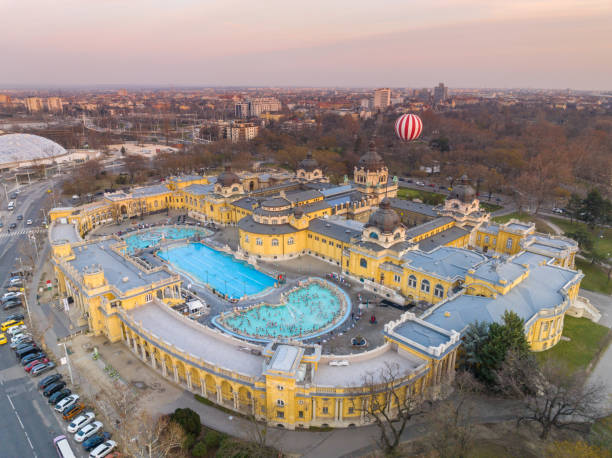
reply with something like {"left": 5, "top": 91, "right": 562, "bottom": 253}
{"left": 402, "top": 246, "right": 486, "bottom": 281}
{"left": 309, "top": 218, "right": 362, "bottom": 243}
{"left": 128, "top": 301, "right": 263, "bottom": 377}
{"left": 388, "top": 198, "right": 438, "bottom": 218}
{"left": 417, "top": 226, "right": 469, "bottom": 252}
{"left": 67, "top": 239, "right": 173, "bottom": 293}
{"left": 405, "top": 217, "right": 453, "bottom": 239}
{"left": 50, "top": 223, "right": 81, "bottom": 244}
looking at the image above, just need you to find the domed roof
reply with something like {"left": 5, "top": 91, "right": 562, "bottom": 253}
{"left": 0, "top": 133, "right": 67, "bottom": 166}
{"left": 366, "top": 198, "right": 401, "bottom": 233}
{"left": 297, "top": 151, "right": 319, "bottom": 172}
{"left": 449, "top": 176, "right": 476, "bottom": 203}
{"left": 217, "top": 165, "right": 241, "bottom": 187}
{"left": 358, "top": 139, "right": 385, "bottom": 171}
{"left": 293, "top": 208, "right": 304, "bottom": 218}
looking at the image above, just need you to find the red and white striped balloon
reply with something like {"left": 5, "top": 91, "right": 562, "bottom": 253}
{"left": 395, "top": 114, "right": 423, "bottom": 141}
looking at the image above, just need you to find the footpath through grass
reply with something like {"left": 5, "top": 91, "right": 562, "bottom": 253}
{"left": 535, "top": 316, "right": 610, "bottom": 373}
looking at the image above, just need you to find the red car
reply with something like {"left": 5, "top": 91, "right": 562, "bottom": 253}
{"left": 24, "top": 358, "right": 49, "bottom": 372}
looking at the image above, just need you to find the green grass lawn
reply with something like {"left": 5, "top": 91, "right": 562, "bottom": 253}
{"left": 548, "top": 216, "right": 612, "bottom": 257}
{"left": 535, "top": 316, "right": 610, "bottom": 373}
{"left": 397, "top": 187, "right": 446, "bottom": 205}
{"left": 492, "top": 211, "right": 536, "bottom": 224}
{"left": 479, "top": 202, "right": 503, "bottom": 212}
{"left": 576, "top": 259, "right": 612, "bottom": 295}
{"left": 591, "top": 415, "right": 612, "bottom": 453}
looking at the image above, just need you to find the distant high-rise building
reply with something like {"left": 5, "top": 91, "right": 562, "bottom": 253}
{"left": 117, "top": 89, "right": 128, "bottom": 96}
{"left": 373, "top": 88, "right": 391, "bottom": 109}
{"left": 0, "top": 94, "right": 11, "bottom": 105}
{"left": 416, "top": 88, "right": 431, "bottom": 102}
{"left": 25, "top": 97, "right": 44, "bottom": 113}
{"left": 360, "top": 98, "right": 372, "bottom": 110}
{"left": 47, "top": 97, "right": 63, "bottom": 113}
{"left": 234, "top": 97, "right": 281, "bottom": 118}
{"left": 219, "top": 122, "right": 259, "bottom": 142}
{"left": 433, "top": 83, "right": 448, "bottom": 103}
{"left": 235, "top": 102, "right": 250, "bottom": 118}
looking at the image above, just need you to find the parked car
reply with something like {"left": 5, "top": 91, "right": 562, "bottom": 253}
{"left": 7, "top": 324, "right": 26, "bottom": 337}
{"left": 31, "top": 361, "right": 55, "bottom": 376}
{"left": 10, "top": 331, "right": 31, "bottom": 342}
{"left": 14, "top": 341, "right": 38, "bottom": 353}
{"left": 3, "top": 300, "right": 22, "bottom": 310}
{"left": 552, "top": 207, "right": 564, "bottom": 214}
{"left": 16, "top": 215, "right": 23, "bottom": 221}
{"left": 89, "top": 440, "right": 116, "bottom": 458}
{"left": 48, "top": 388, "right": 71, "bottom": 405}
{"left": 38, "top": 373, "right": 62, "bottom": 390}
{"left": 10, "top": 336, "right": 33, "bottom": 349}
{"left": 0, "top": 333, "right": 6, "bottom": 345}
{"left": 43, "top": 380, "right": 67, "bottom": 397}
{"left": 24, "top": 358, "right": 49, "bottom": 372}
{"left": 67, "top": 412, "right": 95, "bottom": 433}
{"left": 75, "top": 421, "right": 103, "bottom": 443}
{"left": 2, "top": 292, "right": 21, "bottom": 301}
{"left": 63, "top": 403, "right": 85, "bottom": 421}
{"left": 83, "top": 432, "right": 112, "bottom": 452}
{"left": 22, "top": 352, "right": 46, "bottom": 366}
{"left": 26, "top": 219, "right": 32, "bottom": 225}
{"left": 55, "top": 394, "right": 80, "bottom": 412}
{"left": 1, "top": 319, "right": 24, "bottom": 331}
{"left": 15, "top": 345, "right": 40, "bottom": 360}
{"left": 415, "top": 181, "right": 425, "bottom": 186}
{"left": 5, "top": 313, "right": 24, "bottom": 323}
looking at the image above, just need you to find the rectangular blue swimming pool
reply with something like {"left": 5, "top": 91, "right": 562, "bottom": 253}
{"left": 158, "top": 243, "right": 276, "bottom": 299}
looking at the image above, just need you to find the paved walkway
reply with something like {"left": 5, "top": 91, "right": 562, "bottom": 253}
{"left": 585, "top": 289, "right": 612, "bottom": 413}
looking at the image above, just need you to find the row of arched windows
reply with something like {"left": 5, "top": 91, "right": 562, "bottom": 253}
{"left": 246, "top": 235, "right": 294, "bottom": 247}
{"left": 407, "top": 275, "right": 444, "bottom": 298}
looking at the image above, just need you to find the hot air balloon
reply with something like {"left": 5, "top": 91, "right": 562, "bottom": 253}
{"left": 395, "top": 114, "right": 423, "bottom": 141}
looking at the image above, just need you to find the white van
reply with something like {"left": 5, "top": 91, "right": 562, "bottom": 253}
{"left": 8, "top": 201, "right": 15, "bottom": 211}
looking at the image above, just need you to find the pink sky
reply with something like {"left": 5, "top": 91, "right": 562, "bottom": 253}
{"left": 2, "top": 0, "right": 611, "bottom": 89}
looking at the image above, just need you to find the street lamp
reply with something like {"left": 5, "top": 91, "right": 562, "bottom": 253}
{"left": 58, "top": 342, "right": 74, "bottom": 385}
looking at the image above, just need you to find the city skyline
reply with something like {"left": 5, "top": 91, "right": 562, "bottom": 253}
{"left": 2, "top": 0, "right": 612, "bottom": 90}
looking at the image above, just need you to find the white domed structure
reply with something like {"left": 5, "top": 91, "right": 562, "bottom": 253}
{"left": 0, "top": 133, "right": 68, "bottom": 169}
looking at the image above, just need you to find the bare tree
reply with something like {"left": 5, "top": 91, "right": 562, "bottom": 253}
{"left": 497, "top": 351, "right": 605, "bottom": 439}
{"left": 353, "top": 362, "right": 430, "bottom": 454}
{"left": 426, "top": 371, "right": 482, "bottom": 458}
{"left": 124, "top": 411, "right": 187, "bottom": 458}
{"left": 96, "top": 383, "right": 187, "bottom": 457}
{"left": 246, "top": 413, "right": 268, "bottom": 450}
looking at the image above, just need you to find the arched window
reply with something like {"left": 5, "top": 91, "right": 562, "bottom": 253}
{"left": 360, "top": 258, "right": 367, "bottom": 268}
{"left": 484, "top": 235, "right": 489, "bottom": 244}
{"left": 394, "top": 233, "right": 400, "bottom": 240}
{"left": 408, "top": 275, "right": 417, "bottom": 288}
{"left": 421, "top": 279, "right": 430, "bottom": 293}
{"left": 369, "top": 231, "right": 379, "bottom": 239}
{"left": 244, "top": 234, "right": 249, "bottom": 243}
{"left": 232, "top": 186, "right": 239, "bottom": 192}
{"left": 271, "top": 219, "right": 277, "bottom": 225}
{"left": 287, "top": 237, "right": 294, "bottom": 245}
{"left": 434, "top": 284, "right": 444, "bottom": 298}
{"left": 271, "top": 239, "right": 279, "bottom": 247}
{"left": 506, "top": 238, "right": 513, "bottom": 250}
{"left": 256, "top": 238, "right": 263, "bottom": 246}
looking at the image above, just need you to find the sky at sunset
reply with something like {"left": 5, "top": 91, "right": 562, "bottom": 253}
{"left": 2, "top": 0, "right": 611, "bottom": 89}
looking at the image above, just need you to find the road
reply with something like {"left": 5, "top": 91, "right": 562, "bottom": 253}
{"left": 0, "top": 178, "right": 88, "bottom": 458}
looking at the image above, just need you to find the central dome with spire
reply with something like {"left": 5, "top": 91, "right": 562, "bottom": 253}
{"left": 357, "top": 139, "right": 385, "bottom": 171}
{"left": 366, "top": 198, "right": 401, "bottom": 233}
{"left": 297, "top": 151, "right": 319, "bottom": 172}
{"left": 217, "top": 165, "right": 241, "bottom": 187}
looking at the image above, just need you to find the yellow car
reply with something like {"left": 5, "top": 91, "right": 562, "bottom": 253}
{"left": 0, "top": 334, "right": 6, "bottom": 345}
{"left": 1, "top": 320, "right": 24, "bottom": 332}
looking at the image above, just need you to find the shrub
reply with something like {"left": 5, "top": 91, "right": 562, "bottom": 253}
{"left": 204, "top": 430, "right": 224, "bottom": 448}
{"left": 183, "top": 433, "right": 196, "bottom": 451}
{"left": 192, "top": 441, "right": 208, "bottom": 457}
{"left": 170, "top": 407, "right": 201, "bottom": 436}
